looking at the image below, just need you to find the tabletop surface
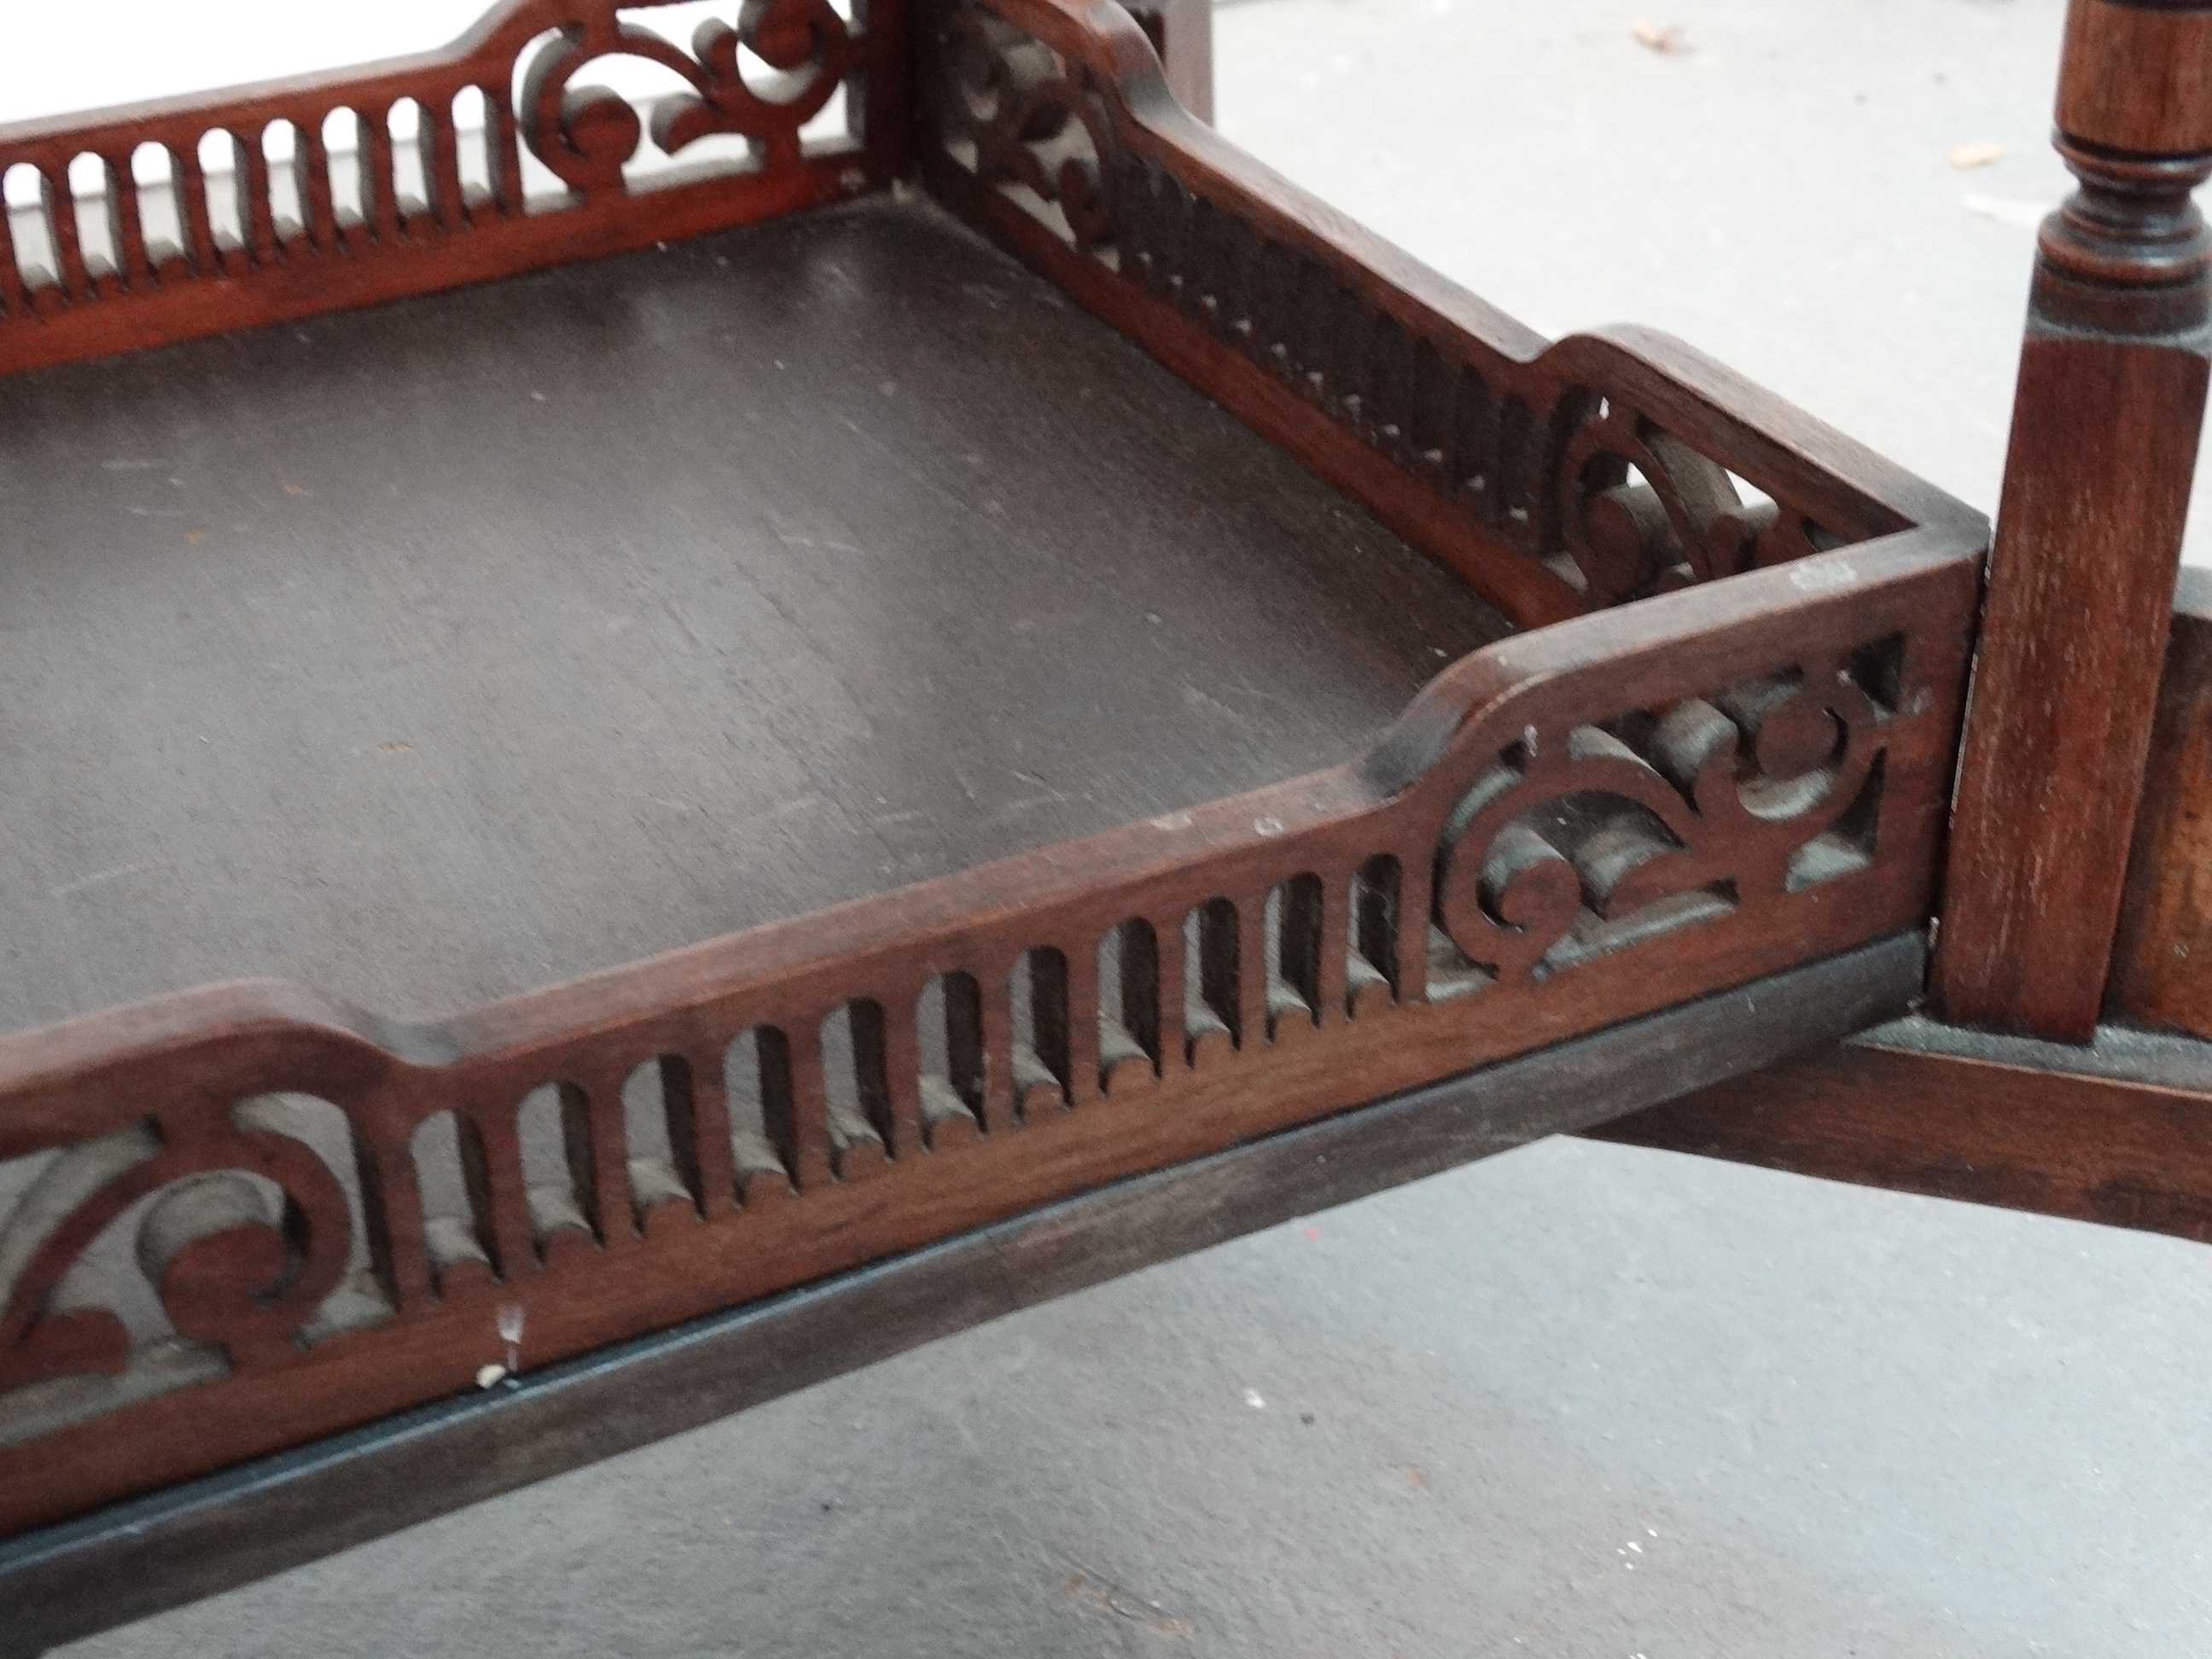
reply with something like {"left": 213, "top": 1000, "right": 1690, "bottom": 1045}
{"left": 0, "top": 191, "right": 1509, "bottom": 1033}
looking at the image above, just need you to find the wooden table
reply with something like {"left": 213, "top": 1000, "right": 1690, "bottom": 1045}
{"left": 0, "top": 0, "right": 2203, "bottom": 1649}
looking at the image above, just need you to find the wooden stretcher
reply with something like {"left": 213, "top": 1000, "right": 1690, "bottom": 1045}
{"left": 0, "top": 1, "right": 2203, "bottom": 1648}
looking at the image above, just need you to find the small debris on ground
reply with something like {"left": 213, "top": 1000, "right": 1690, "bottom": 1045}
{"left": 1244, "top": 1388, "right": 1267, "bottom": 1409}
{"left": 1063, "top": 1572, "right": 1194, "bottom": 1637}
{"left": 475, "top": 1363, "right": 507, "bottom": 1388}
{"left": 1949, "top": 142, "right": 2004, "bottom": 171}
{"left": 1963, "top": 193, "right": 2050, "bottom": 228}
{"left": 1632, "top": 21, "right": 1687, "bottom": 53}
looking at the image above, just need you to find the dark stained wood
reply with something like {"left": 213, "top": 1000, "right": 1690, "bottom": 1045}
{"left": 916, "top": 0, "right": 1982, "bottom": 634}
{"left": 0, "top": 0, "right": 913, "bottom": 377}
{"left": 2110, "top": 568, "right": 2212, "bottom": 1036}
{"left": 0, "top": 191, "right": 1509, "bottom": 1035}
{"left": 1933, "top": 0, "right": 2212, "bottom": 1039}
{"left": 0, "top": 529, "right": 1979, "bottom": 1536}
{"left": 2055, "top": 0, "right": 2212, "bottom": 159}
{"left": 0, "top": 0, "right": 1987, "bottom": 1568}
{"left": 1593, "top": 1013, "right": 2212, "bottom": 1248}
{"left": 0, "top": 933, "right": 1925, "bottom": 1659}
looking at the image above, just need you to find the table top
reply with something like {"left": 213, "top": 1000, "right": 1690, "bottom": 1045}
{"left": 0, "top": 192, "right": 1509, "bottom": 1032}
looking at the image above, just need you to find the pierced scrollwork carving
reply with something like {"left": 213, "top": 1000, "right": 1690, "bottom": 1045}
{"left": 2, "top": 0, "right": 899, "bottom": 374}
{"left": 0, "top": 524, "right": 1974, "bottom": 1521}
{"left": 1557, "top": 398, "right": 1843, "bottom": 604}
{"left": 933, "top": 8, "right": 1116, "bottom": 254}
{"left": 925, "top": 0, "right": 1886, "bottom": 620}
{"left": 520, "top": 0, "right": 856, "bottom": 192}
{"left": 0, "top": 1107, "right": 359, "bottom": 1405}
{"left": 1433, "top": 643, "right": 1895, "bottom": 987}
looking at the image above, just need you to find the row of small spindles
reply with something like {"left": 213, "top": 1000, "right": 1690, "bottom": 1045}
{"left": 0, "top": 89, "right": 523, "bottom": 315}
{"left": 393, "top": 856, "right": 1430, "bottom": 1300}
{"left": 1105, "top": 152, "right": 1550, "bottom": 548}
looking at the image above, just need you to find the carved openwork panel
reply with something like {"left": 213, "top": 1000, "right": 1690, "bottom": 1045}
{"left": 0, "top": 0, "right": 1988, "bottom": 1545}
{"left": 918, "top": 0, "right": 1920, "bottom": 626}
{"left": 0, "top": 538, "right": 1975, "bottom": 1533}
{"left": 0, "top": 1096, "right": 386, "bottom": 1449}
{"left": 0, "top": 0, "right": 906, "bottom": 373}
{"left": 1426, "top": 648, "right": 1895, "bottom": 992}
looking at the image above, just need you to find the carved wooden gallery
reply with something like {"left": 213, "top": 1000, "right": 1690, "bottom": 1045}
{"left": 0, "top": 0, "right": 2205, "bottom": 1648}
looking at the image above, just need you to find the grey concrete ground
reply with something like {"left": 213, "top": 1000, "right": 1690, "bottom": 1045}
{"left": 56, "top": 2, "right": 2212, "bottom": 1655}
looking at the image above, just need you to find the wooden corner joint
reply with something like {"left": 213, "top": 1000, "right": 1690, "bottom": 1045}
{"left": 0, "top": 0, "right": 1991, "bottom": 1548}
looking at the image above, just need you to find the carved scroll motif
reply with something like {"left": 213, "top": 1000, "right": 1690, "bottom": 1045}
{"left": 1431, "top": 649, "right": 1894, "bottom": 991}
{"left": 1557, "top": 400, "right": 1844, "bottom": 604}
{"left": 0, "top": 1101, "right": 374, "bottom": 1445}
{"left": 935, "top": 6, "right": 1115, "bottom": 252}
{"left": 0, "top": 0, "right": 891, "bottom": 374}
{"left": 924, "top": 0, "right": 1866, "bottom": 616}
{"left": 0, "top": 581, "right": 1948, "bottom": 1484}
{"left": 0, "top": 0, "right": 1978, "bottom": 1528}
{"left": 520, "top": 0, "right": 856, "bottom": 192}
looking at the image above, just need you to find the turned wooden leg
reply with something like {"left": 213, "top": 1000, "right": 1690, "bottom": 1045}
{"left": 1934, "top": 0, "right": 2212, "bottom": 1040}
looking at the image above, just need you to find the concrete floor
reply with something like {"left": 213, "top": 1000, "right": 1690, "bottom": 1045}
{"left": 53, "top": 2, "right": 2212, "bottom": 1655}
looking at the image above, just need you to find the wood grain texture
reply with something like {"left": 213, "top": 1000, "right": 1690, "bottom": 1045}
{"left": 2057, "top": 0, "right": 2212, "bottom": 157}
{"left": 0, "top": 934, "right": 1925, "bottom": 1659}
{"left": 915, "top": 0, "right": 1981, "bottom": 632}
{"left": 1936, "top": 334, "right": 2206, "bottom": 1035}
{"left": 0, "top": 0, "right": 911, "bottom": 376}
{"left": 1934, "top": 0, "right": 2212, "bottom": 1039}
{"left": 0, "top": 192, "right": 1507, "bottom": 1035}
{"left": 2109, "top": 568, "right": 2212, "bottom": 1033}
{"left": 0, "top": 0, "right": 1989, "bottom": 1557}
{"left": 0, "top": 529, "right": 1979, "bottom": 1536}
{"left": 1594, "top": 1013, "right": 2212, "bottom": 1247}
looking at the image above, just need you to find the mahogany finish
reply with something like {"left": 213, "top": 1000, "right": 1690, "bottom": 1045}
{"left": 1610, "top": 0, "right": 2212, "bottom": 1233}
{"left": 1597, "top": 1019, "right": 2212, "bottom": 1249}
{"left": 9, "top": 0, "right": 2212, "bottom": 1636}
{"left": 2055, "top": 0, "right": 2212, "bottom": 157}
{"left": 1628, "top": 559, "right": 2212, "bottom": 1245}
{"left": 0, "top": 0, "right": 2008, "bottom": 1598}
{"left": 0, "top": 532, "right": 1979, "bottom": 1534}
{"left": 2109, "top": 568, "right": 2212, "bottom": 1036}
{"left": 1933, "top": 0, "right": 2212, "bottom": 1040}
{"left": 917, "top": 0, "right": 1963, "bottom": 631}
{"left": 0, "top": 0, "right": 911, "bottom": 376}
{"left": 0, "top": 194, "right": 1513, "bottom": 1034}
{"left": 0, "top": 938, "right": 1925, "bottom": 1659}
